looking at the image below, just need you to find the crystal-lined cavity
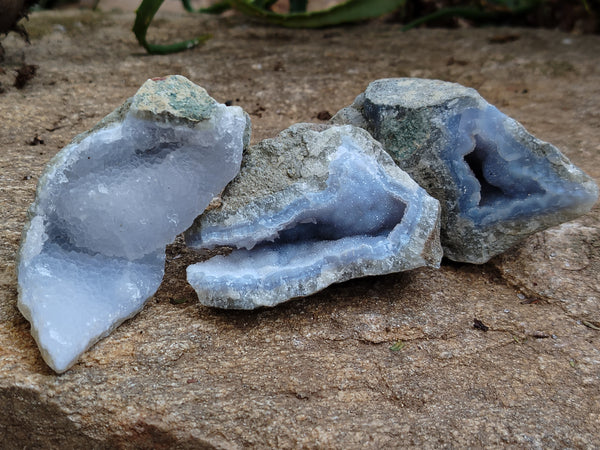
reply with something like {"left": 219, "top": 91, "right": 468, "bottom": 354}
{"left": 186, "top": 124, "right": 441, "bottom": 309}
{"left": 332, "top": 78, "right": 598, "bottom": 263}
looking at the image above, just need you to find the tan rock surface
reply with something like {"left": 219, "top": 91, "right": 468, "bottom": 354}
{"left": 1, "top": 8, "right": 599, "bottom": 448}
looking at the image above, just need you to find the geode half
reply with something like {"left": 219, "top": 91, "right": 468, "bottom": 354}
{"left": 17, "top": 75, "right": 250, "bottom": 372}
{"left": 332, "top": 78, "right": 598, "bottom": 263}
{"left": 185, "top": 124, "right": 442, "bottom": 309}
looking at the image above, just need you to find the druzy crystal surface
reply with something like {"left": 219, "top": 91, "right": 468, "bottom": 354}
{"left": 332, "top": 78, "right": 598, "bottom": 263}
{"left": 17, "top": 75, "right": 249, "bottom": 372}
{"left": 186, "top": 124, "right": 442, "bottom": 309}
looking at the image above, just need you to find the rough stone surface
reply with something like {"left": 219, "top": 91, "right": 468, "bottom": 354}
{"left": 17, "top": 75, "right": 249, "bottom": 372}
{"left": 332, "top": 78, "right": 598, "bottom": 263}
{"left": 1, "top": 8, "right": 599, "bottom": 448}
{"left": 492, "top": 216, "right": 600, "bottom": 321}
{"left": 186, "top": 124, "right": 442, "bottom": 308}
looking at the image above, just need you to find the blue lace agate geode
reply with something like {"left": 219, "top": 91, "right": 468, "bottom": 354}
{"left": 332, "top": 78, "right": 598, "bottom": 263}
{"left": 185, "top": 124, "right": 442, "bottom": 309}
{"left": 17, "top": 76, "right": 250, "bottom": 372}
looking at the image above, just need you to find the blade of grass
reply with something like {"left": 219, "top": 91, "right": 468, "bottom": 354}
{"left": 133, "top": 0, "right": 211, "bottom": 54}
{"left": 289, "top": 0, "right": 308, "bottom": 13}
{"left": 581, "top": 0, "right": 590, "bottom": 13}
{"left": 230, "top": 0, "right": 406, "bottom": 28}
{"left": 251, "top": 0, "right": 279, "bottom": 9}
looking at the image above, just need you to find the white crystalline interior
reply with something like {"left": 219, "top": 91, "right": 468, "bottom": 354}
{"left": 18, "top": 105, "right": 247, "bottom": 372}
{"left": 50, "top": 111, "right": 245, "bottom": 260}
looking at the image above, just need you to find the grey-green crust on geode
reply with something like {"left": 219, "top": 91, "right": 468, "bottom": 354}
{"left": 185, "top": 124, "right": 442, "bottom": 309}
{"left": 17, "top": 75, "right": 250, "bottom": 372}
{"left": 332, "top": 78, "right": 598, "bottom": 263}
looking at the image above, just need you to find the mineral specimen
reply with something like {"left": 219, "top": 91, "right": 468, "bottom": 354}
{"left": 185, "top": 124, "right": 442, "bottom": 309}
{"left": 332, "top": 78, "right": 598, "bottom": 263}
{"left": 17, "top": 75, "right": 250, "bottom": 373}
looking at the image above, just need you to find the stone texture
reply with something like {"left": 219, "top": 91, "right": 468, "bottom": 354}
{"left": 332, "top": 78, "right": 598, "bottom": 263}
{"left": 186, "top": 123, "right": 442, "bottom": 308}
{"left": 17, "top": 75, "right": 250, "bottom": 372}
{"left": 1, "top": 10, "right": 599, "bottom": 448}
{"left": 492, "top": 217, "right": 600, "bottom": 320}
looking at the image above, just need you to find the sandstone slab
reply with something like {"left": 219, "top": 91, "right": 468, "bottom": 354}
{"left": 0, "top": 9, "right": 599, "bottom": 448}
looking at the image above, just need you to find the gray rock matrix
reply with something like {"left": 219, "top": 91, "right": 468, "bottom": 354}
{"left": 332, "top": 78, "right": 598, "bottom": 263}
